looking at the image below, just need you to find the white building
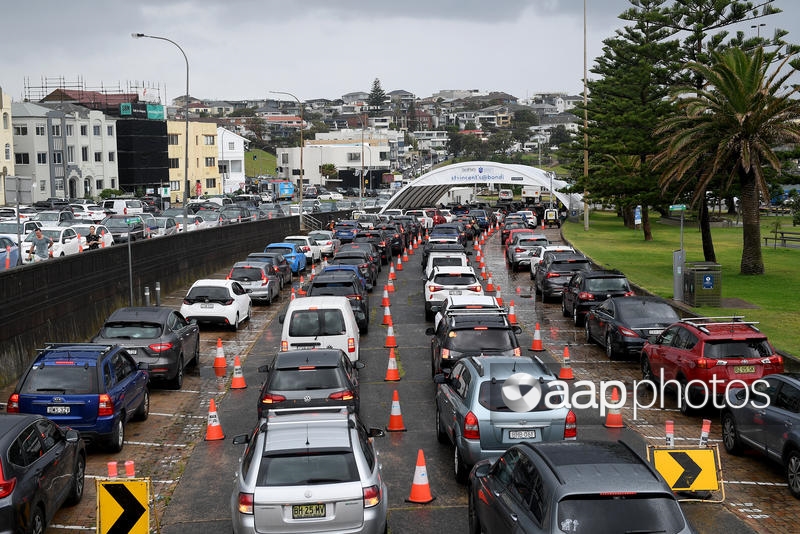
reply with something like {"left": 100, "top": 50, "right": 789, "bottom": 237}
{"left": 217, "top": 127, "right": 248, "bottom": 194}
{"left": 11, "top": 102, "right": 118, "bottom": 201}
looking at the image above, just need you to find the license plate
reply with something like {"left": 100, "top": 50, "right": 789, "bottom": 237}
{"left": 648, "top": 329, "right": 663, "bottom": 335}
{"left": 509, "top": 430, "right": 536, "bottom": 439}
{"left": 201, "top": 303, "right": 214, "bottom": 308}
{"left": 127, "top": 348, "right": 138, "bottom": 355}
{"left": 734, "top": 365, "right": 756, "bottom": 374}
{"left": 47, "top": 406, "right": 70, "bottom": 415}
{"left": 292, "top": 503, "right": 326, "bottom": 519}
{"left": 449, "top": 290, "right": 462, "bottom": 295}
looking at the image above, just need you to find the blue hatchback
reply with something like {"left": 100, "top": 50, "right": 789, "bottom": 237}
{"left": 7, "top": 343, "right": 150, "bottom": 452}
{"left": 264, "top": 242, "right": 307, "bottom": 273}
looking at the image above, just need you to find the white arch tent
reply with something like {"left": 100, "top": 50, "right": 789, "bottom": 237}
{"left": 379, "top": 161, "right": 583, "bottom": 212}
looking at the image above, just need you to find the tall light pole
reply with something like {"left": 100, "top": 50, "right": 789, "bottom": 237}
{"left": 360, "top": 113, "right": 367, "bottom": 207}
{"left": 270, "top": 91, "right": 304, "bottom": 229}
{"left": 751, "top": 23, "right": 766, "bottom": 38}
{"left": 132, "top": 33, "right": 190, "bottom": 226}
{"left": 582, "top": 0, "right": 590, "bottom": 231}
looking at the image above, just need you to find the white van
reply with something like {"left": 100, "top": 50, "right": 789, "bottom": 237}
{"left": 102, "top": 198, "right": 144, "bottom": 215}
{"left": 424, "top": 251, "right": 470, "bottom": 280}
{"left": 280, "top": 296, "right": 361, "bottom": 361}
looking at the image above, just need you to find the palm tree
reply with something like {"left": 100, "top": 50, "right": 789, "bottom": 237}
{"left": 654, "top": 47, "right": 800, "bottom": 274}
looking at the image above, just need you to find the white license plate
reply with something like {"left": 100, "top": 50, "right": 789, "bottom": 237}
{"left": 449, "top": 290, "right": 463, "bottom": 295}
{"left": 127, "top": 348, "right": 138, "bottom": 355}
{"left": 200, "top": 303, "right": 214, "bottom": 308}
{"left": 47, "top": 406, "right": 70, "bottom": 415}
{"left": 648, "top": 329, "right": 663, "bottom": 335}
{"left": 509, "top": 430, "right": 536, "bottom": 439}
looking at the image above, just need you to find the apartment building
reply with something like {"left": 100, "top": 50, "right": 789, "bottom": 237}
{"left": 1, "top": 88, "right": 14, "bottom": 204}
{"left": 217, "top": 127, "right": 248, "bottom": 194}
{"left": 167, "top": 120, "right": 222, "bottom": 202}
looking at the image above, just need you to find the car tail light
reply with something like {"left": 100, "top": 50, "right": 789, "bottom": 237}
{"left": 463, "top": 411, "right": 480, "bottom": 440}
{"left": 226, "top": 270, "right": 233, "bottom": 280}
{"left": 6, "top": 394, "right": 19, "bottom": 413}
{"left": 600, "top": 491, "right": 637, "bottom": 496}
{"left": 98, "top": 394, "right": 114, "bottom": 417}
{"left": 0, "top": 461, "right": 16, "bottom": 499}
{"left": 546, "top": 272, "right": 561, "bottom": 278}
{"left": 363, "top": 484, "right": 381, "bottom": 508}
{"left": 148, "top": 342, "right": 173, "bottom": 352}
{"left": 281, "top": 340, "right": 288, "bottom": 351}
{"left": 513, "top": 347, "right": 521, "bottom": 357}
{"left": 223, "top": 299, "right": 234, "bottom": 305}
{"left": 468, "top": 285, "right": 482, "bottom": 292}
{"left": 260, "top": 393, "right": 286, "bottom": 404}
{"left": 302, "top": 246, "right": 310, "bottom": 252}
{"left": 348, "top": 338, "right": 355, "bottom": 353}
{"left": 359, "top": 263, "right": 369, "bottom": 269}
{"left": 578, "top": 292, "right": 595, "bottom": 301}
{"left": 514, "top": 247, "right": 525, "bottom": 253}
{"left": 347, "top": 294, "right": 362, "bottom": 301}
{"left": 329, "top": 389, "right": 355, "bottom": 401}
{"left": 261, "top": 274, "right": 269, "bottom": 286}
{"left": 429, "top": 285, "right": 444, "bottom": 293}
{"left": 624, "top": 290, "right": 635, "bottom": 296}
{"left": 766, "top": 355, "right": 783, "bottom": 368}
{"left": 618, "top": 326, "right": 639, "bottom": 338}
{"left": 441, "top": 348, "right": 451, "bottom": 360}
{"left": 564, "top": 409, "right": 577, "bottom": 439}
{"left": 696, "top": 358, "right": 717, "bottom": 369}
{"left": 182, "top": 298, "right": 192, "bottom": 305}
{"left": 237, "top": 492, "right": 254, "bottom": 514}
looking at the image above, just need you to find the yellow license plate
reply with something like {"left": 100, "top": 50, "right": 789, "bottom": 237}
{"left": 292, "top": 503, "right": 326, "bottom": 519}
{"left": 734, "top": 365, "right": 756, "bottom": 374}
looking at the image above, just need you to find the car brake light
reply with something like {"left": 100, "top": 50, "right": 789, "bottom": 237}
{"left": 226, "top": 272, "right": 232, "bottom": 279}
{"left": 0, "top": 462, "right": 16, "bottom": 499}
{"left": 223, "top": 299, "right": 234, "bottom": 305}
{"left": 600, "top": 491, "right": 637, "bottom": 496}
{"left": 429, "top": 285, "right": 444, "bottom": 293}
{"left": 302, "top": 246, "right": 310, "bottom": 252}
{"left": 696, "top": 358, "right": 716, "bottom": 369}
{"left": 6, "top": 393, "right": 19, "bottom": 413}
{"left": 98, "top": 393, "right": 114, "bottom": 417}
{"left": 237, "top": 492, "right": 254, "bottom": 514}
{"left": 546, "top": 272, "right": 561, "bottom": 278}
{"left": 363, "top": 484, "right": 381, "bottom": 508}
{"left": 464, "top": 411, "right": 480, "bottom": 440}
{"left": 441, "top": 348, "right": 451, "bottom": 360}
{"left": 468, "top": 286, "right": 482, "bottom": 292}
{"left": 182, "top": 299, "right": 192, "bottom": 305}
{"left": 347, "top": 294, "right": 362, "bottom": 301}
{"left": 261, "top": 274, "right": 268, "bottom": 285}
{"left": 261, "top": 393, "right": 286, "bottom": 404}
{"left": 564, "top": 409, "right": 577, "bottom": 439}
{"left": 578, "top": 292, "right": 595, "bottom": 301}
{"left": 329, "top": 390, "right": 354, "bottom": 401}
{"left": 474, "top": 326, "right": 488, "bottom": 330}
{"left": 618, "top": 326, "right": 639, "bottom": 338}
{"left": 148, "top": 342, "right": 173, "bottom": 352}
{"left": 624, "top": 290, "right": 635, "bottom": 296}
{"left": 513, "top": 347, "right": 521, "bottom": 357}
{"left": 348, "top": 338, "right": 355, "bottom": 353}
{"left": 281, "top": 340, "right": 288, "bottom": 351}
{"left": 514, "top": 247, "right": 525, "bottom": 253}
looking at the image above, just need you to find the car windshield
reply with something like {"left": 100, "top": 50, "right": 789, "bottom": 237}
{"left": 186, "top": 286, "right": 231, "bottom": 303}
{"left": 20, "top": 364, "right": 97, "bottom": 394}
{"left": 703, "top": 339, "right": 773, "bottom": 359}
{"left": 433, "top": 274, "right": 478, "bottom": 286}
{"left": 556, "top": 494, "right": 686, "bottom": 534}
{"left": 585, "top": 278, "right": 629, "bottom": 292}
{"left": 289, "top": 309, "right": 346, "bottom": 337}
{"left": 447, "top": 328, "right": 516, "bottom": 352}
{"left": 271, "top": 367, "right": 346, "bottom": 390}
{"left": 616, "top": 301, "right": 679, "bottom": 326}
{"left": 257, "top": 451, "right": 358, "bottom": 486}
{"left": 335, "top": 225, "right": 356, "bottom": 232}
{"left": 100, "top": 322, "right": 163, "bottom": 338}
{"left": 104, "top": 219, "right": 137, "bottom": 230}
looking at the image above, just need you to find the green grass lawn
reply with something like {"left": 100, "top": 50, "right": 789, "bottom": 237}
{"left": 562, "top": 210, "right": 800, "bottom": 357}
{"left": 244, "top": 148, "right": 277, "bottom": 177}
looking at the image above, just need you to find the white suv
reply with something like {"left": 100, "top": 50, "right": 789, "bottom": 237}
{"left": 424, "top": 265, "right": 484, "bottom": 321}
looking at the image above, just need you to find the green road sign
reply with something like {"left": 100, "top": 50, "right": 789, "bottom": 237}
{"left": 669, "top": 204, "right": 687, "bottom": 211}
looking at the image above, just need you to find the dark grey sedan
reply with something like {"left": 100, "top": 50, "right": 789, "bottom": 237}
{"left": 92, "top": 306, "right": 199, "bottom": 389}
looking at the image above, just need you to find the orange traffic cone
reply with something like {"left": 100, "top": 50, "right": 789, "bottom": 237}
{"left": 396, "top": 255, "right": 403, "bottom": 271}
{"left": 604, "top": 387, "right": 625, "bottom": 428}
{"left": 473, "top": 240, "right": 480, "bottom": 251}
{"left": 213, "top": 338, "right": 226, "bottom": 368}
{"left": 4, "top": 247, "right": 10, "bottom": 270}
{"left": 77, "top": 234, "right": 83, "bottom": 252}
{"left": 480, "top": 264, "right": 487, "bottom": 280}
{"left": 381, "top": 286, "right": 391, "bottom": 307}
{"left": 530, "top": 323, "right": 544, "bottom": 351}
{"left": 508, "top": 300, "right": 518, "bottom": 325}
{"left": 384, "top": 348, "right": 400, "bottom": 381}
{"left": 297, "top": 275, "right": 306, "bottom": 296}
{"left": 495, "top": 286, "right": 503, "bottom": 307}
{"left": 385, "top": 325, "right": 398, "bottom": 348}
{"left": 406, "top": 449, "right": 435, "bottom": 503}
{"left": 402, "top": 248, "right": 409, "bottom": 262}
{"left": 204, "top": 398, "right": 225, "bottom": 441}
{"left": 387, "top": 390, "right": 407, "bottom": 432}
{"left": 387, "top": 277, "right": 396, "bottom": 293}
{"left": 486, "top": 274, "right": 494, "bottom": 292}
{"left": 389, "top": 262, "right": 397, "bottom": 280}
{"left": 558, "top": 346, "right": 574, "bottom": 380}
{"left": 291, "top": 287, "right": 296, "bottom": 300}
{"left": 100, "top": 230, "right": 106, "bottom": 247}
{"left": 382, "top": 305, "right": 393, "bottom": 326}
{"left": 411, "top": 237, "right": 418, "bottom": 251}
{"left": 231, "top": 355, "right": 246, "bottom": 389}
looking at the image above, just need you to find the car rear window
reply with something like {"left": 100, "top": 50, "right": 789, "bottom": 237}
{"left": 100, "top": 322, "right": 162, "bottom": 339}
{"left": 186, "top": 286, "right": 231, "bottom": 303}
{"left": 230, "top": 267, "right": 265, "bottom": 280}
{"left": 478, "top": 380, "right": 561, "bottom": 412}
{"left": 271, "top": 368, "right": 345, "bottom": 390}
{"left": 268, "top": 247, "right": 293, "bottom": 255}
{"left": 447, "top": 328, "right": 516, "bottom": 352}
{"left": 289, "top": 309, "right": 346, "bottom": 337}
{"left": 284, "top": 239, "right": 305, "bottom": 246}
{"left": 556, "top": 494, "right": 686, "bottom": 534}
{"left": 519, "top": 238, "right": 548, "bottom": 247}
{"left": 257, "top": 451, "right": 358, "bottom": 486}
{"left": 433, "top": 274, "right": 478, "bottom": 286}
{"left": 432, "top": 257, "right": 465, "bottom": 268}
{"left": 20, "top": 364, "right": 97, "bottom": 394}
{"left": 552, "top": 260, "right": 591, "bottom": 271}
{"left": 703, "top": 339, "right": 773, "bottom": 359}
{"left": 585, "top": 277, "right": 629, "bottom": 292}
{"left": 308, "top": 282, "right": 356, "bottom": 297}
{"left": 332, "top": 256, "right": 363, "bottom": 265}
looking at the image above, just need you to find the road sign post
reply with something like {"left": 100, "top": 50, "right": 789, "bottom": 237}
{"left": 669, "top": 204, "right": 687, "bottom": 302}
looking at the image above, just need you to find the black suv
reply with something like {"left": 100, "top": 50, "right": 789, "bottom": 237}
{"left": 353, "top": 230, "right": 393, "bottom": 264}
{"left": 533, "top": 252, "right": 592, "bottom": 301}
{"left": 306, "top": 271, "right": 370, "bottom": 333}
{"left": 425, "top": 311, "right": 522, "bottom": 377}
{"left": 469, "top": 440, "right": 694, "bottom": 534}
{"left": 561, "top": 270, "right": 633, "bottom": 326}
{"left": 374, "top": 222, "right": 406, "bottom": 255}
{"left": 101, "top": 214, "right": 146, "bottom": 243}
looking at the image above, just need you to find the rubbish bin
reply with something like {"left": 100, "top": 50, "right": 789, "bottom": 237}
{"left": 683, "top": 262, "right": 722, "bottom": 307}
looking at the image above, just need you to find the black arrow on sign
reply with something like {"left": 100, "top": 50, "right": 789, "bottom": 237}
{"left": 670, "top": 451, "right": 702, "bottom": 488}
{"left": 105, "top": 483, "right": 146, "bottom": 533}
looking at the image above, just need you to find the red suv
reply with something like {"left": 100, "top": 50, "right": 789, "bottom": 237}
{"left": 640, "top": 317, "right": 783, "bottom": 414}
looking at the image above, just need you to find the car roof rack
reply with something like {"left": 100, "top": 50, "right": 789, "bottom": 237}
{"left": 680, "top": 316, "right": 760, "bottom": 333}
{"left": 445, "top": 308, "right": 508, "bottom": 316}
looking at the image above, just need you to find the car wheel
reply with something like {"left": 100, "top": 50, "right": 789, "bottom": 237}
{"left": 107, "top": 418, "right": 124, "bottom": 453}
{"left": 786, "top": 449, "right": 800, "bottom": 498}
{"left": 247, "top": 304, "right": 252, "bottom": 322}
{"left": 561, "top": 298, "right": 570, "bottom": 317}
{"left": 721, "top": 411, "right": 742, "bottom": 455}
{"left": 28, "top": 505, "right": 45, "bottom": 534}
{"left": 425, "top": 307, "right": 434, "bottom": 321}
{"left": 65, "top": 453, "right": 86, "bottom": 505}
{"left": 134, "top": 389, "right": 151, "bottom": 419}
{"left": 678, "top": 377, "right": 695, "bottom": 415}
{"left": 169, "top": 357, "right": 184, "bottom": 390}
{"left": 641, "top": 355, "right": 654, "bottom": 381}
{"left": 605, "top": 333, "right": 616, "bottom": 360}
{"left": 573, "top": 305, "right": 583, "bottom": 327}
{"left": 454, "top": 446, "right": 470, "bottom": 484}
{"left": 189, "top": 337, "right": 200, "bottom": 368}
{"left": 233, "top": 312, "right": 240, "bottom": 332}
{"left": 468, "top": 489, "right": 482, "bottom": 534}
{"left": 584, "top": 321, "right": 593, "bottom": 344}
{"left": 511, "top": 261, "right": 518, "bottom": 272}
{"left": 436, "top": 404, "right": 448, "bottom": 444}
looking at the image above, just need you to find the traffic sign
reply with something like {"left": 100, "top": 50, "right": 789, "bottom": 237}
{"left": 649, "top": 447, "right": 719, "bottom": 492}
{"left": 97, "top": 478, "right": 149, "bottom": 533}
{"left": 669, "top": 204, "right": 687, "bottom": 211}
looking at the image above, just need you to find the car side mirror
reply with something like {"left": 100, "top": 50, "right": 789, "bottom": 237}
{"left": 65, "top": 429, "right": 80, "bottom": 443}
{"left": 278, "top": 313, "right": 286, "bottom": 324}
{"left": 354, "top": 361, "right": 366, "bottom": 369}
{"left": 425, "top": 327, "right": 435, "bottom": 335}
{"left": 433, "top": 373, "right": 448, "bottom": 384}
{"left": 258, "top": 364, "right": 269, "bottom": 373}
{"left": 513, "top": 326, "right": 522, "bottom": 334}
{"left": 232, "top": 434, "right": 251, "bottom": 445}
{"left": 471, "top": 461, "right": 491, "bottom": 479}
{"left": 368, "top": 427, "right": 385, "bottom": 438}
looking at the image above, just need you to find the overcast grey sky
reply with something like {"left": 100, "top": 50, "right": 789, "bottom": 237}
{"left": 2, "top": 0, "right": 798, "bottom": 104}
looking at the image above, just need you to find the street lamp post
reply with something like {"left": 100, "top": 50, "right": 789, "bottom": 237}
{"left": 270, "top": 91, "right": 304, "bottom": 229}
{"left": 751, "top": 23, "right": 766, "bottom": 38}
{"left": 131, "top": 33, "right": 190, "bottom": 226}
